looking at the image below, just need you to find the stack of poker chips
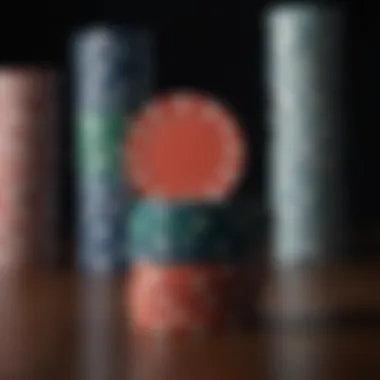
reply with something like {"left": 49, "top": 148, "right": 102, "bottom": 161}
{"left": 125, "top": 91, "right": 254, "bottom": 333}
{"left": 0, "top": 67, "right": 59, "bottom": 272}
{"left": 71, "top": 25, "right": 154, "bottom": 272}
{"left": 264, "top": 4, "right": 346, "bottom": 266}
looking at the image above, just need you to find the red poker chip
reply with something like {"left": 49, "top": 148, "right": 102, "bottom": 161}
{"left": 126, "top": 262, "right": 243, "bottom": 334}
{"left": 125, "top": 91, "right": 247, "bottom": 201}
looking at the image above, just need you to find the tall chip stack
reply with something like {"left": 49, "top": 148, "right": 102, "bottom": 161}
{"left": 124, "top": 91, "right": 256, "bottom": 334}
{"left": 264, "top": 4, "right": 347, "bottom": 266}
{"left": 0, "top": 67, "right": 59, "bottom": 272}
{"left": 71, "top": 25, "right": 154, "bottom": 272}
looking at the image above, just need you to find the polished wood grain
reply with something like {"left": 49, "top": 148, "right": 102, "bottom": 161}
{"left": 1, "top": 262, "right": 380, "bottom": 380}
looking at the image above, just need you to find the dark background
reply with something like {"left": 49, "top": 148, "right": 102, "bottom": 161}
{"left": 0, "top": 1, "right": 376, "bottom": 241}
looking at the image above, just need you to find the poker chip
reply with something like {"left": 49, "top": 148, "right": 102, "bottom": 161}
{"left": 127, "top": 263, "right": 244, "bottom": 333}
{"left": 76, "top": 115, "right": 125, "bottom": 177}
{"left": 128, "top": 200, "right": 231, "bottom": 263}
{"left": 72, "top": 26, "right": 155, "bottom": 116}
{"left": 0, "top": 68, "right": 58, "bottom": 269}
{"left": 129, "top": 197, "right": 266, "bottom": 264}
{"left": 128, "top": 199, "right": 261, "bottom": 264}
{"left": 72, "top": 26, "right": 129, "bottom": 116}
{"left": 76, "top": 174, "right": 126, "bottom": 272}
{"left": 265, "top": 4, "right": 345, "bottom": 263}
{"left": 125, "top": 91, "right": 246, "bottom": 201}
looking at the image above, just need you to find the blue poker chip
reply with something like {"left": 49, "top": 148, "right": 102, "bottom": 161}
{"left": 76, "top": 174, "right": 129, "bottom": 271}
{"left": 77, "top": 217, "right": 127, "bottom": 271}
{"left": 71, "top": 25, "right": 154, "bottom": 116}
{"left": 127, "top": 198, "right": 263, "bottom": 264}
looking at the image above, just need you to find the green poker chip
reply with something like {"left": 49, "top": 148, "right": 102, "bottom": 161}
{"left": 76, "top": 114, "right": 126, "bottom": 176}
{"left": 128, "top": 198, "right": 264, "bottom": 264}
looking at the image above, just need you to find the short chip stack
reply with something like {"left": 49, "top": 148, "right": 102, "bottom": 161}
{"left": 72, "top": 25, "right": 154, "bottom": 272}
{"left": 125, "top": 91, "right": 254, "bottom": 333}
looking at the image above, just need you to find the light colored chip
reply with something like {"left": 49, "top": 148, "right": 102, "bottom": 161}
{"left": 276, "top": 16, "right": 297, "bottom": 51}
{"left": 85, "top": 28, "right": 115, "bottom": 51}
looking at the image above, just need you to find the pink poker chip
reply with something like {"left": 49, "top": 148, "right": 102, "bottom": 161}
{"left": 0, "top": 67, "right": 57, "bottom": 269}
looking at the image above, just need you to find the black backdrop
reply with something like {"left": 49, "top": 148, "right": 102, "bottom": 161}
{"left": 0, "top": 0, "right": 377, "bottom": 242}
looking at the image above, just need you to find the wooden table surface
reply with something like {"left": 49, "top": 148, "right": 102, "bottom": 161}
{"left": 1, "top": 260, "right": 380, "bottom": 380}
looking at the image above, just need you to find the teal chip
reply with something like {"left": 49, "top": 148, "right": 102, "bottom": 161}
{"left": 128, "top": 199, "right": 261, "bottom": 264}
